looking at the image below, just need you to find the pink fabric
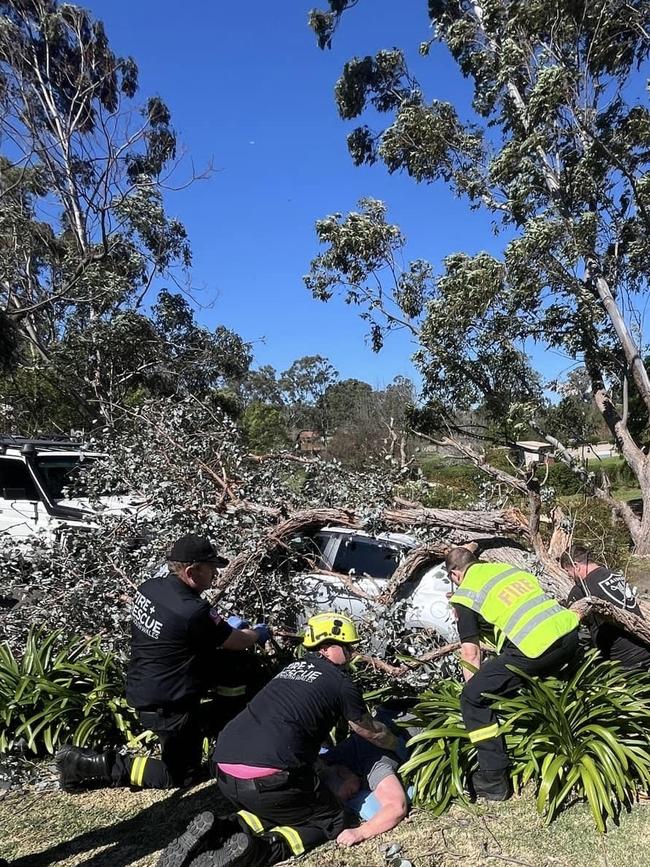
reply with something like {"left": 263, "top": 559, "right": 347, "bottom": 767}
{"left": 217, "top": 762, "right": 281, "bottom": 779}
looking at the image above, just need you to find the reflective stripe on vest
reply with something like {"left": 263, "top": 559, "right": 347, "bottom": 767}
{"left": 502, "top": 593, "right": 548, "bottom": 634}
{"left": 216, "top": 685, "right": 247, "bottom": 697}
{"left": 451, "top": 563, "right": 577, "bottom": 658}
{"left": 510, "top": 601, "right": 567, "bottom": 645}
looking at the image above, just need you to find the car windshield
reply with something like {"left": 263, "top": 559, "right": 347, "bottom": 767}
{"left": 331, "top": 537, "right": 402, "bottom": 580}
{"left": 35, "top": 456, "right": 95, "bottom": 500}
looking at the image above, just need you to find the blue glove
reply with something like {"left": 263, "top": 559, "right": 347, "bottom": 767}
{"left": 253, "top": 623, "right": 272, "bottom": 645}
{"left": 227, "top": 615, "right": 250, "bottom": 630}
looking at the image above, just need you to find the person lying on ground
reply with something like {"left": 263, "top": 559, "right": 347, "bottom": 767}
{"left": 317, "top": 713, "right": 410, "bottom": 847}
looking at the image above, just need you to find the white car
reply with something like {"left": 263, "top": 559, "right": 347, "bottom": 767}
{"left": 0, "top": 437, "right": 143, "bottom": 539}
{"left": 295, "top": 526, "right": 458, "bottom": 643}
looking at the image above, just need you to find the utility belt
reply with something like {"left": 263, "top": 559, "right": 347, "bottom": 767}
{"left": 137, "top": 698, "right": 201, "bottom": 717}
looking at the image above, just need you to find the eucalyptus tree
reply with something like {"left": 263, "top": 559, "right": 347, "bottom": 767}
{"left": 0, "top": 288, "right": 252, "bottom": 432}
{"left": 306, "top": 0, "right": 650, "bottom": 551}
{"left": 279, "top": 355, "right": 339, "bottom": 432}
{"left": 0, "top": 0, "right": 198, "bottom": 424}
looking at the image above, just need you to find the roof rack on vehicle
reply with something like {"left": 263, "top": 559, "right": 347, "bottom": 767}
{"left": 0, "top": 435, "right": 86, "bottom": 454}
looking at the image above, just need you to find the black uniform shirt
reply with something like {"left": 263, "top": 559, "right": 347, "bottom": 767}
{"left": 566, "top": 567, "right": 650, "bottom": 670}
{"left": 214, "top": 654, "right": 368, "bottom": 770}
{"left": 453, "top": 605, "right": 517, "bottom": 651}
{"left": 126, "top": 572, "right": 232, "bottom": 710}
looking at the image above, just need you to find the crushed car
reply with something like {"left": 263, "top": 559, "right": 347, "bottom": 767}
{"left": 293, "top": 525, "right": 458, "bottom": 644}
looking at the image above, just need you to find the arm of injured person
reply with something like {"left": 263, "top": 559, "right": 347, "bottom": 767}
{"left": 336, "top": 773, "right": 408, "bottom": 847}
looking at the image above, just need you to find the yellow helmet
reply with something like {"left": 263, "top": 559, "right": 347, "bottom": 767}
{"left": 303, "top": 612, "right": 361, "bottom": 650}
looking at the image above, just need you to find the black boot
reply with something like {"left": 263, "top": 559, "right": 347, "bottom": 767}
{"left": 55, "top": 745, "right": 112, "bottom": 791}
{"left": 472, "top": 769, "right": 511, "bottom": 801}
{"left": 191, "top": 832, "right": 264, "bottom": 867}
{"left": 157, "top": 812, "right": 242, "bottom": 867}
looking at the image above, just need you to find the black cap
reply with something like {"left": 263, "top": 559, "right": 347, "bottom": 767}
{"left": 168, "top": 534, "right": 228, "bottom": 567}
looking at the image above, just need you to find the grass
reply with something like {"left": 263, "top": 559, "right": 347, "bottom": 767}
{"left": 584, "top": 456, "right": 627, "bottom": 472}
{"left": 3, "top": 781, "right": 650, "bottom": 867}
{"left": 559, "top": 487, "right": 641, "bottom": 506}
{"left": 609, "top": 487, "right": 642, "bottom": 502}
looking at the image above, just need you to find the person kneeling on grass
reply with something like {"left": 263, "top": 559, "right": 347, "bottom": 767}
{"left": 156, "top": 612, "right": 401, "bottom": 867}
{"left": 57, "top": 534, "right": 270, "bottom": 793}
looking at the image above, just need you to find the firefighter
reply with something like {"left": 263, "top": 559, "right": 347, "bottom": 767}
{"left": 56, "top": 534, "right": 271, "bottom": 791}
{"left": 156, "top": 612, "right": 400, "bottom": 867}
{"left": 446, "top": 547, "right": 580, "bottom": 801}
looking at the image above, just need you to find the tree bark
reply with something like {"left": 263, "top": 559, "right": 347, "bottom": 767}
{"left": 591, "top": 268, "right": 650, "bottom": 416}
{"left": 212, "top": 507, "right": 357, "bottom": 598}
{"left": 384, "top": 500, "right": 528, "bottom": 537}
{"left": 570, "top": 597, "right": 650, "bottom": 646}
{"left": 547, "top": 506, "right": 571, "bottom": 561}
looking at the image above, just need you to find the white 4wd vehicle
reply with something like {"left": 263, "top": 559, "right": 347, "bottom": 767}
{"left": 296, "top": 526, "right": 458, "bottom": 642}
{"left": 0, "top": 437, "right": 140, "bottom": 539}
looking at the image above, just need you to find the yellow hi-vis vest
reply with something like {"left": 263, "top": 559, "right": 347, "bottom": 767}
{"left": 451, "top": 562, "right": 578, "bottom": 658}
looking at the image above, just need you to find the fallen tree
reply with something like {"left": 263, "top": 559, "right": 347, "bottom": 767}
{"left": 2, "top": 396, "right": 648, "bottom": 671}
{"left": 213, "top": 503, "right": 529, "bottom": 599}
{"left": 570, "top": 597, "right": 650, "bottom": 647}
{"left": 212, "top": 496, "right": 650, "bottom": 652}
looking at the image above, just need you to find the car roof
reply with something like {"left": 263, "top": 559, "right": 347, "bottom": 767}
{"left": 318, "top": 526, "right": 417, "bottom": 548}
{"left": 1, "top": 448, "right": 102, "bottom": 459}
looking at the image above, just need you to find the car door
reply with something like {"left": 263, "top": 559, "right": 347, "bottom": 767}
{"left": 403, "top": 562, "right": 458, "bottom": 641}
{"left": 0, "top": 456, "right": 44, "bottom": 538}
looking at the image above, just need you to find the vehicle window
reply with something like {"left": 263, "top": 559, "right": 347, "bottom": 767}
{"left": 0, "top": 459, "right": 39, "bottom": 500}
{"left": 35, "top": 456, "right": 94, "bottom": 500}
{"left": 312, "top": 533, "right": 333, "bottom": 567}
{"left": 331, "top": 538, "right": 401, "bottom": 580}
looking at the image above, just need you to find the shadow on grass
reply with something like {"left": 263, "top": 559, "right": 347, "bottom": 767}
{"left": 13, "top": 784, "right": 231, "bottom": 867}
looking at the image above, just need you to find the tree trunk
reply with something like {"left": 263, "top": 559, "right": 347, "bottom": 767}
{"left": 592, "top": 270, "right": 650, "bottom": 416}
{"left": 633, "top": 500, "right": 650, "bottom": 556}
{"left": 384, "top": 500, "right": 528, "bottom": 537}
{"left": 211, "top": 499, "right": 650, "bottom": 647}
{"left": 571, "top": 597, "right": 650, "bottom": 646}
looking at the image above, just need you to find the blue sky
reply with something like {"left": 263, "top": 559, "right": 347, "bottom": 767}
{"left": 85, "top": 0, "right": 577, "bottom": 390}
